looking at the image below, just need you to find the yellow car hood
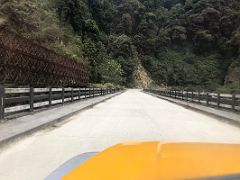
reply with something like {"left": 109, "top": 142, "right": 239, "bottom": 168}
{"left": 63, "top": 142, "right": 240, "bottom": 180}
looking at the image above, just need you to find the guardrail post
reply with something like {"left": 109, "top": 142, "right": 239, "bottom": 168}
{"left": 78, "top": 88, "right": 81, "bottom": 100}
{"left": 30, "top": 87, "right": 34, "bottom": 112}
{"left": 186, "top": 91, "right": 188, "bottom": 101}
{"left": 232, "top": 93, "right": 236, "bottom": 111}
{"left": 206, "top": 93, "right": 209, "bottom": 106}
{"left": 217, "top": 92, "right": 220, "bottom": 108}
{"left": 191, "top": 91, "right": 194, "bottom": 102}
{"left": 0, "top": 86, "right": 5, "bottom": 120}
{"left": 62, "top": 87, "right": 65, "bottom": 104}
{"left": 49, "top": 87, "right": 52, "bottom": 107}
{"left": 93, "top": 88, "right": 95, "bottom": 98}
{"left": 198, "top": 91, "right": 200, "bottom": 104}
{"left": 71, "top": 87, "right": 74, "bottom": 102}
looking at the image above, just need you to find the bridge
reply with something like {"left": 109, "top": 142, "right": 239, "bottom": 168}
{"left": 0, "top": 27, "right": 240, "bottom": 180}
{"left": 0, "top": 89, "right": 240, "bottom": 180}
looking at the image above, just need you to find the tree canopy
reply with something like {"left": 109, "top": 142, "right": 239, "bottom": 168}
{"left": 1, "top": 0, "right": 240, "bottom": 90}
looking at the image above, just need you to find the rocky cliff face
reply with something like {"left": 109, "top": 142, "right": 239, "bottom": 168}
{"left": 134, "top": 64, "right": 153, "bottom": 88}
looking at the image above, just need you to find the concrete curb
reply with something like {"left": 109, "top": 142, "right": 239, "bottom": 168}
{"left": 144, "top": 91, "right": 240, "bottom": 127}
{"left": 0, "top": 92, "right": 123, "bottom": 149}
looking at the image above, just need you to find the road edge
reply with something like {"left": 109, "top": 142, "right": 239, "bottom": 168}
{"left": 143, "top": 91, "right": 240, "bottom": 127}
{"left": 0, "top": 91, "right": 124, "bottom": 150}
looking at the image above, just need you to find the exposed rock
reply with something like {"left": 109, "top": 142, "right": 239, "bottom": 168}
{"left": 134, "top": 64, "right": 153, "bottom": 88}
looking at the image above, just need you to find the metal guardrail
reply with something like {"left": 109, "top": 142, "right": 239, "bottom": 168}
{"left": 0, "top": 86, "right": 119, "bottom": 119}
{"left": 144, "top": 89, "right": 240, "bottom": 112}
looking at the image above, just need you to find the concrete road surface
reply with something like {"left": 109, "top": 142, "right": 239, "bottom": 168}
{"left": 1, "top": 89, "right": 240, "bottom": 180}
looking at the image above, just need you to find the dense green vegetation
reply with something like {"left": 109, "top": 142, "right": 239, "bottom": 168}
{"left": 0, "top": 0, "right": 240, "bottom": 91}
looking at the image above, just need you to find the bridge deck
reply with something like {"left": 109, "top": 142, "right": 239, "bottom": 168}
{"left": 1, "top": 89, "right": 240, "bottom": 180}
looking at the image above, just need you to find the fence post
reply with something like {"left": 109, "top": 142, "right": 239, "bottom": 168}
{"left": 62, "top": 87, "right": 65, "bottom": 104}
{"left": 232, "top": 93, "right": 236, "bottom": 111}
{"left": 71, "top": 87, "right": 74, "bottom": 102}
{"left": 78, "top": 88, "right": 81, "bottom": 100}
{"left": 49, "top": 87, "right": 52, "bottom": 107}
{"left": 182, "top": 90, "right": 184, "bottom": 100}
{"left": 186, "top": 91, "right": 188, "bottom": 101}
{"left": 30, "top": 87, "right": 34, "bottom": 112}
{"left": 0, "top": 86, "right": 5, "bottom": 120}
{"left": 217, "top": 92, "right": 220, "bottom": 108}
{"left": 89, "top": 88, "right": 91, "bottom": 98}
{"left": 206, "top": 92, "right": 209, "bottom": 106}
{"left": 191, "top": 91, "right": 194, "bottom": 102}
{"left": 93, "top": 88, "right": 95, "bottom": 98}
{"left": 198, "top": 91, "right": 201, "bottom": 104}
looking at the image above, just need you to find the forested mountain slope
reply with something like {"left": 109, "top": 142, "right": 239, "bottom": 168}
{"left": 0, "top": 0, "right": 239, "bottom": 91}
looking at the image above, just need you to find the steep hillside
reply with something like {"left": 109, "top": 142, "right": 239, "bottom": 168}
{"left": 0, "top": 0, "right": 239, "bottom": 90}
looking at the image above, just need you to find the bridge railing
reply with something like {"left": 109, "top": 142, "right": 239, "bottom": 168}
{"left": 0, "top": 86, "right": 119, "bottom": 120}
{"left": 144, "top": 89, "right": 240, "bottom": 112}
